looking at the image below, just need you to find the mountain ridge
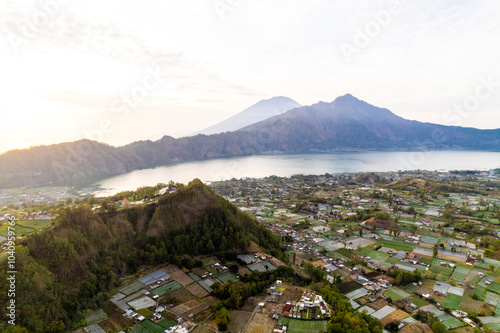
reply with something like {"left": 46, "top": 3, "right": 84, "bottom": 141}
{"left": 1, "top": 94, "right": 499, "bottom": 188}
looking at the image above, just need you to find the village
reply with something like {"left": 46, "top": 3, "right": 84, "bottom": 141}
{"left": 1, "top": 169, "right": 500, "bottom": 332}
{"left": 208, "top": 170, "right": 500, "bottom": 332}
{"left": 77, "top": 170, "right": 500, "bottom": 333}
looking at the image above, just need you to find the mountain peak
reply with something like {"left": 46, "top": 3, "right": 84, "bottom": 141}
{"left": 333, "top": 93, "right": 364, "bottom": 104}
{"left": 338, "top": 93, "right": 356, "bottom": 99}
{"left": 199, "top": 96, "right": 301, "bottom": 135}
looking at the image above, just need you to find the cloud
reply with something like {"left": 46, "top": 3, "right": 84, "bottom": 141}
{"left": 1, "top": 0, "right": 499, "bottom": 153}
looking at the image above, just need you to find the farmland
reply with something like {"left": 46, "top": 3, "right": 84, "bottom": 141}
{"left": 152, "top": 281, "right": 183, "bottom": 296}
{"left": 443, "top": 293, "right": 462, "bottom": 310}
{"left": 278, "top": 317, "right": 328, "bottom": 333}
{"left": 5, "top": 170, "right": 500, "bottom": 332}
{"left": 0, "top": 219, "right": 53, "bottom": 237}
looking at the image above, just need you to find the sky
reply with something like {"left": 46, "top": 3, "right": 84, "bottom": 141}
{"left": 1, "top": 0, "right": 500, "bottom": 154}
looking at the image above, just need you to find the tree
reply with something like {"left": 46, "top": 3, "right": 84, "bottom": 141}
{"left": 386, "top": 321, "right": 399, "bottom": 332}
{"left": 489, "top": 264, "right": 495, "bottom": 271}
{"left": 215, "top": 307, "right": 229, "bottom": 331}
{"left": 304, "top": 263, "right": 326, "bottom": 282}
{"left": 0, "top": 325, "right": 29, "bottom": 333}
{"left": 409, "top": 206, "right": 417, "bottom": 219}
{"left": 430, "top": 321, "right": 447, "bottom": 333}
{"left": 374, "top": 212, "right": 391, "bottom": 220}
{"left": 426, "top": 313, "right": 447, "bottom": 333}
{"left": 433, "top": 246, "right": 438, "bottom": 258}
{"left": 389, "top": 227, "right": 401, "bottom": 237}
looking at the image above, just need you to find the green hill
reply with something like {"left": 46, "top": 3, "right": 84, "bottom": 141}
{"left": 0, "top": 180, "right": 283, "bottom": 332}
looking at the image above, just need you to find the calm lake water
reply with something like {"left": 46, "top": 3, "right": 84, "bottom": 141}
{"left": 83, "top": 151, "right": 500, "bottom": 197}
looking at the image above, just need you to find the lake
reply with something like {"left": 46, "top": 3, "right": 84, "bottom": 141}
{"left": 82, "top": 150, "right": 500, "bottom": 197}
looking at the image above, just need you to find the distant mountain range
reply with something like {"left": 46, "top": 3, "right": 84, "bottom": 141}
{"left": 199, "top": 96, "right": 301, "bottom": 135}
{"left": 1, "top": 94, "right": 499, "bottom": 188}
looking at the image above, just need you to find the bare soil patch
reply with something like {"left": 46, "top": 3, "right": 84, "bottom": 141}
{"left": 164, "top": 265, "right": 194, "bottom": 286}
{"left": 186, "top": 282, "right": 209, "bottom": 298}
{"left": 399, "top": 323, "right": 433, "bottom": 333}
{"left": 171, "top": 299, "right": 202, "bottom": 315}
{"left": 367, "top": 298, "right": 388, "bottom": 311}
{"left": 240, "top": 295, "right": 266, "bottom": 312}
{"left": 228, "top": 310, "right": 253, "bottom": 333}
{"left": 280, "top": 286, "right": 305, "bottom": 303}
{"left": 245, "top": 313, "right": 276, "bottom": 333}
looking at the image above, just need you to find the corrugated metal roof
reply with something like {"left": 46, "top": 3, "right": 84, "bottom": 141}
{"left": 371, "top": 305, "right": 396, "bottom": 320}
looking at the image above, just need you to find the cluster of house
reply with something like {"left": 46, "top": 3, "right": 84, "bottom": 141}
{"left": 125, "top": 305, "right": 167, "bottom": 323}
{"left": 451, "top": 311, "right": 477, "bottom": 328}
{"left": 145, "top": 277, "right": 169, "bottom": 291}
{"left": 125, "top": 306, "right": 194, "bottom": 332}
{"left": 125, "top": 309, "right": 146, "bottom": 322}
{"left": 267, "top": 280, "right": 283, "bottom": 297}
{"left": 273, "top": 323, "right": 287, "bottom": 333}
{"left": 256, "top": 252, "right": 272, "bottom": 260}
{"left": 120, "top": 199, "right": 147, "bottom": 207}
{"left": 404, "top": 234, "right": 421, "bottom": 244}
{"left": 352, "top": 273, "right": 392, "bottom": 291}
{"left": 289, "top": 240, "right": 323, "bottom": 257}
{"left": 163, "top": 325, "right": 189, "bottom": 333}
{"left": 417, "top": 218, "right": 432, "bottom": 226}
{"left": 210, "top": 262, "right": 229, "bottom": 272}
{"left": 309, "top": 259, "right": 340, "bottom": 274}
{"left": 21, "top": 210, "right": 55, "bottom": 220}
{"left": 450, "top": 239, "right": 477, "bottom": 250}
{"left": 403, "top": 253, "right": 428, "bottom": 267}
{"left": 164, "top": 317, "right": 195, "bottom": 333}
{"left": 17, "top": 192, "right": 61, "bottom": 205}
{"left": 279, "top": 290, "right": 331, "bottom": 320}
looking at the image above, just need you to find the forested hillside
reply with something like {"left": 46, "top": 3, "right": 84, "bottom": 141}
{"left": 0, "top": 180, "right": 283, "bottom": 332}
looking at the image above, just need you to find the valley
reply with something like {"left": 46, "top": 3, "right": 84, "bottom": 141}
{"left": 1, "top": 170, "right": 500, "bottom": 332}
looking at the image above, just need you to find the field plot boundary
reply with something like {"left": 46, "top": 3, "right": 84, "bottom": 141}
{"left": 138, "top": 270, "right": 170, "bottom": 285}
{"left": 138, "top": 319, "right": 166, "bottom": 333}
{"left": 217, "top": 272, "right": 238, "bottom": 283}
{"left": 447, "top": 286, "right": 464, "bottom": 296}
{"left": 128, "top": 295, "right": 156, "bottom": 310}
{"left": 443, "top": 293, "right": 462, "bottom": 310}
{"left": 119, "top": 281, "right": 145, "bottom": 296}
{"left": 484, "top": 291, "right": 500, "bottom": 306}
{"left": 278, "top": 317, "right": 328, "bottom": 333}
{"left": 383, "top": 287, "right": 410, "bottom": 301}
{"left": 84, "top": 309, "right": 108, "bottom": 326}
{"left": 450, "top": 266, "right": 470, "bottom": 282}
{"left": 152, "top": 280, "right": 183, "bottom": 296}
{"left": 245, "top": 313, "right": 277, "bottom": 333}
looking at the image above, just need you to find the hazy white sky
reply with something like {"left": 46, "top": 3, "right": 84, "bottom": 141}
{"left": 1, "top": 0, "right": 499, "bottom": 153}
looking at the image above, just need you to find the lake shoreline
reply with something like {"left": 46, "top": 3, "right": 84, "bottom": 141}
{"left": 81, "top": 151, "right": 500, "bottom": 197}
